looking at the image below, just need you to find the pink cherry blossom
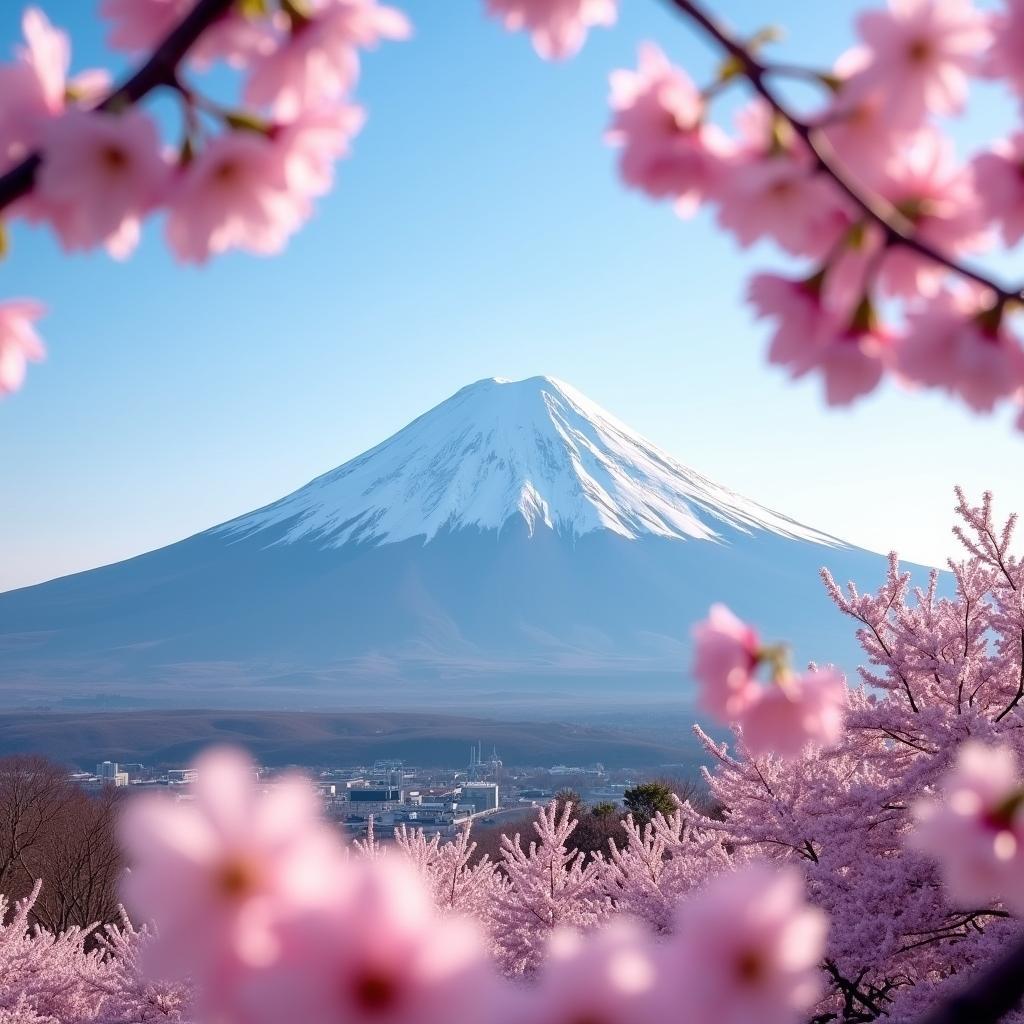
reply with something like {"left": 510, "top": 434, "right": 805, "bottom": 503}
{"left": 845, "top": 0, "right": 991, "bottom": 128}
{"left": 872, "top": 132, "right": 988, "bottom": 299}
{"left": 815, "top": 320, "right": 891, "bottom": 406}
{"left": 527, "top": 922, "right": 661, "bottom": 1024}
{"left": 101, "top": 0, "right": 273, "bottom": 68}
{"left": 0, "top": 300, "right": 45, "bottom": 397}
{"left": 118, "top": 746, "right": 341, "bottom": 996}
{"left": 275, "top": 102, "right": 365, "bottom": 198}
{"left": 739, "top": 669, "right": 847, "bottom": 759}
{"left": 36, "top": 109, "right": 169, "bottom": 259}
{"left": 747, "top": 272, "right": 887, "bottom": 404}
{"left": 100, "top": 0, "right": 191, "bottom": 52}
{"left": 691, "top": 603, "right": 762, "bottom": 720}
{"left": 911, "top": 741, "right": 1024, "bottom": 912}
{"left": 240, "top": 857, "right": 496, "bottom": 1024}
{"left": 716, "top": 156, "right": 850, "bottom": 259}
{"left": 898, "top": 291, "right": 1024, "bottom": 412}
{"left": 0, "top": 9, "right": 79, "bottom": 170}
{"left": 666, "top": 862, "right": 826, "bottom": 1024}
{"left": 985, "top": 0, "right": 1024, "bottom": 99}
{"left": 972, "top": 134, "right": 1024, "bottom": 246}
{"left": 819, "top": 48, "right": 910, "bottom": 188}
{"left": 244, "top": 0, "right": 411, "bottom": 118}
{"left": 165, "top": 131, "right": 303, "bottom": 264}
{"left": 486, "top": 0, "right": 617, "bottom": 60}
{"left": 747, "top": 272, "right": 835, "bottom": 376}
{"left": 607, "top": 44, "right": 731, "bottom": 215}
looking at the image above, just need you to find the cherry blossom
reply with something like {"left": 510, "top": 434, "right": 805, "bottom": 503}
{"left": 118, "top": 746, "right": 340, "bottom": 992}
{"left": 485, "top": 0, "right": 617, "bottom": 60}
{"left": 691, "top": 603, "right": 762, "bottom": 720}
{"left": 240, "top": 857, "right": 497, "bottom": 1024}
{"left": 526, "top": 922, "right": 662, "bottom": 1024}
{"left": 845, "top": 0, "right": 991, "bottom": 128}
{"left": 666, "top": 862, "right": 826, "bottom": 1024}
{"left": 739, "top": 670, "right": 848, "bottom": 760}
{"left": 244, "top": 0, "right": 411, "bottom": 118}
{"left": 898, "top": 290, "right": 1024, "bottom": 412}
{"left": 912, "top": 741, "right": 1024, "bottom": 912}
{"left": 985, "top": 0, "right": 1024, "bottom": 100}
{"left": 873, "top": 133, "right": 987, "bottom": 299}
{"left": 0, "top": 300, "right": 45, "bottom": 396}
{"left": 607, "top": 44, "right": 731, "bottom": 215}
{"left": 972, "top": 133, "right": 1024, "bottom": 246}
{"left": 36, "top": 109, "right": 169, "bottom": 258}
{"left": 0, "top": 8, "right": 108, "bottom": 172}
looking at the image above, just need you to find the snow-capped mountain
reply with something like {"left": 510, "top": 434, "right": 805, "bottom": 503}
{"left": 219, "top": 376, "right": 836, "bottom": 548}
{"left": 0, "top": 376, "right": 882, "bottom": 711}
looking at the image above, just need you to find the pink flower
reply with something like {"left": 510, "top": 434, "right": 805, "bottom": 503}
{"left": 911, "top": 741, "right": 1024, "bottom": 912}
{"left": 36, "top": 109, "right": 169, "bottom": 259}
{"left": 486, "top": 0, "right": 617, "bottom": 60}
{"left": 118, "top": 747, "right": 342, "bottom": 993}
{"left": 166, "top": 106, "right": 362, "bottom": 263}
{"left": 873, "top": 132, "right": 988, "bottom": 298}
{"left": 0, "top": 9, "right": 109, "bottom": 172}
{"left": 815, "top": 321, "right": 891, "bottom": 406}
{"left": 748, "top": 273, "right": 835, "bottom": 374}
{"left": 276, "top": 102, "right": 365, "bottom": 198}
{"left": 716, "top": 156, "right": 850, "bottom": 259}
{"left": 972, "top": 134, "right": 1024, "bottom": 246}
{"left": 101, "top": 0, "right": 273, "bottom": 67}
{"left": 845, "top": 0, "right": 991, "bottom": 128}
{"left": 526, "top": 922, "right": 661, "bottom": 1024}
{"left": 739, "top": 670, "right": 847, "bottom": 760}
{"left": 985, "top": 0, "right": 1024, "bottom": 99}
{"left": 240, "top": 857, "right": 496, "bottom": 1024}
{"left": 100, "top": 0, "right": 191, "bottom": 52}
{"left": 0, "top": 300, "right": 45, "bottom": 396}
{"left": 165, "top": 131, "right": 303, "bottom": 264}
{"left": 898, "top": 291, "right": 1024, "bottom": 412}
{"left": 691, "top": 604, "right": 762, "bottom": 720}
{"left": 244, "top": 0, "right": 411, "bottom": 118}
{"left": 607, "top": 44, "right": 731, "bottom": 215}
{"left": 667, "top": 862, "right": 826, "bottom": 1024}
{"left": 748, "top": 273, "right": 887, "bottom": 404}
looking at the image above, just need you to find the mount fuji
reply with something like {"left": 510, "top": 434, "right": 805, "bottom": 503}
{"left": 0, "top": 376, "right": 883, "bottom": 710}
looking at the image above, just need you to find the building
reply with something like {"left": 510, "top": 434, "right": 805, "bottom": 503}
{"left": 167, "top": 768, "right": 198, "bottom": 784}
{"left": 459, "top": 782, "right": 499, "bottom": 813}
{"left": 96, "top": 761, "right": 129, "bottom": 787}
{"left": 346, "top": 786, "right": 403, "bottom": 818}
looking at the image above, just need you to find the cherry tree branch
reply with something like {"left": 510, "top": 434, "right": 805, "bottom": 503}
{"left": 660, "top": 0, "right": 1022, "bottom": 305}
{"left": 0, "top": 0, "right": 236, "bottom": 213}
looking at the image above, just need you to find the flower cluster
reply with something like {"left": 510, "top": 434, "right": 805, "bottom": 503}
{"left": 118, "top": 747, "right": 827, "bottom": 1024}
{"left": 691, "top": 602, "right": 847, "bottom": 758}
{"left": 0, "top": 0, "right": 408, "bottom": 395}
{"left": 595, "top": 0, "right": 1024, "bottom": 428}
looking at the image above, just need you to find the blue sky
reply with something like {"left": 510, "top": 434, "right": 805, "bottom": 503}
{"left": 2, "top": 0, "right": 1023, "bottom": 592}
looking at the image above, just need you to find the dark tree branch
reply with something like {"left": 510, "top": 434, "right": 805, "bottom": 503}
{"left": 0, "top": 0, "right": 235, "bottom": 213}
{"left": 660, "top": 0, "right": 1021, "bottom": 305}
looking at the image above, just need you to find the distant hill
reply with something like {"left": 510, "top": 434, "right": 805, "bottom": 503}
{"left": 0, "top": 710, "right": 709, "bottom": 770}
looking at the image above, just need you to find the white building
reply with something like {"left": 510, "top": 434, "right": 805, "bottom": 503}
{"left": 459, "top": 782, "right": 499, "bottom": 813}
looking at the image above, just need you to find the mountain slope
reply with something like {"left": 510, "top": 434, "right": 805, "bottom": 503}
{"left": 0, "top": 376, "right": 884, "bottom": 711}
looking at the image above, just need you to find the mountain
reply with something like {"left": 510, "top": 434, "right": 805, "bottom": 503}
{"left": 0, "top": 376, "right": 884, "bottom": 711}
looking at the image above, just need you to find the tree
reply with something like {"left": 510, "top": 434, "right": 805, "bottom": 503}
{"left": 622, "top": 782, "right": 677, "bottom": 830}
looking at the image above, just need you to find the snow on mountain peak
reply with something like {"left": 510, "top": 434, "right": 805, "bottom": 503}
{"left": 217, "top": 375, "right": 841, "bottom": 549}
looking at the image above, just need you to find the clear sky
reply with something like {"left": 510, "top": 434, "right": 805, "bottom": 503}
{"left": 2, "top": 0, "right": 1022, "bottom": 593}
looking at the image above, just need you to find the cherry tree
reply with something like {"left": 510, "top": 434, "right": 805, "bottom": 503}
{"left": 490, "top": 801, "right": 610, "bottom": 975}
